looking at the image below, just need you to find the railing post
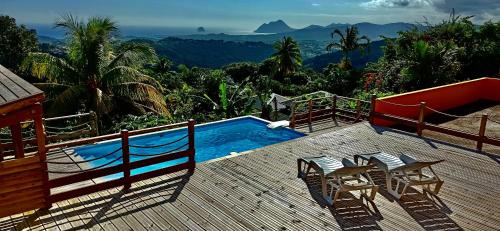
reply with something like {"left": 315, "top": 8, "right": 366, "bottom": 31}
{"left": 417, "top": 102, "right": 426, "bottom": 136}
{"left": 369, "top": 94, "right": 377, "bottom": 124}
{"left": 187, "top": 119, "right": 196, "bottom": 175}
{"left": 308, "top": 100, "right": 313, "bottom": 126}
{"left": 90, "top": 111, "right": 99, "bottom": 136}
{"left": 477, "top": 113, "right": 488, "bottom": 152}
{"left": 290, "top": 101, "right": 296, "bottom": 129}
{"left": 355, "top": 99, "right": 362, "bottom": 122}
{"left": 34, "top": 104, "right": 51, "bottom": 209}
{"left": 10, "top": 123, "right": 24, "bottom": 159}
{"left": 273, "top": 97, "right": 278, "bottom": 121}
{"left": 332, "top": 95, "right": 337, "bottom": 121}
{"left": 0, "top": 140, "right": 3, "bottom": 161}
{"left": 121, "top": 130, "right": 131, "bottom": 190}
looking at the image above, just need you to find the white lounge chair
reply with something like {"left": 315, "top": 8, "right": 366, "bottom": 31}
{"left": 297, "top": 156, "right": 378, "bottom": 205}
{"left": 354, "top": 152, "right": 444, "bottom": 199}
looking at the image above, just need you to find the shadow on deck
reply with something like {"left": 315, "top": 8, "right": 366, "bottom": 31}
{"left": 1, "top": 122, "right": 498, "bottom": 230}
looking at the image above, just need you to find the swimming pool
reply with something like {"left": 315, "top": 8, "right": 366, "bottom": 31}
{"left": 75, "top": 116, "right": 305, "bottom": 178}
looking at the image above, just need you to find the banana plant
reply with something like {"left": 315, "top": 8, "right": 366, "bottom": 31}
{"left": 204, "top": 78, "right": 256, "bottom": 118}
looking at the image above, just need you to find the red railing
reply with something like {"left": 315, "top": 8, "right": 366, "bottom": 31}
{"left": 290, "top": 95, "right": 371, "bottom": 128}
{"left": 45, "top": 119, "right": 196, "bottom": 204}
{"left": 372, "top": 99, "right": 500, "bottom": 152}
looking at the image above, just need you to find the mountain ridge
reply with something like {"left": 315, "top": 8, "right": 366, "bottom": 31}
{"left": 254, "top": 20, "right": 295, "bottom": 33}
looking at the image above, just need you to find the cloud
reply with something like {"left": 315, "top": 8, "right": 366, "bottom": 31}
{"left": 361, "top": 0, "right": 433, "bottom": 8}
{"left": 432, "top": 0, "right": 500, "bottom": 16}
{"left": 311, "top": 3, "right": 320, "bottom": 7}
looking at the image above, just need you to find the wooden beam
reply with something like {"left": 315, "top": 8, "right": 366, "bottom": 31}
{"left": 477, "top": 114, "right": 488, "bottom": 151}
{"left": 417, "top": 102, "right": 426, "bottom": 136}
{"left": 369, "top": 94, "right": 376, "bottom": 124}
{"left": 9, "top": 123, "right": 24, "bottom": 159}
{"left": 121, "top": 130, "right": 131, "bottom": 190}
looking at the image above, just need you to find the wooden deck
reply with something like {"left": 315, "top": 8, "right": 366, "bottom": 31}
{"left": 1, "top": 122, "right": 499, "bottom": 230}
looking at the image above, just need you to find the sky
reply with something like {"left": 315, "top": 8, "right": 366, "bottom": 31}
{"left": 1, "top": 0, "right": 499, "bottom": 31}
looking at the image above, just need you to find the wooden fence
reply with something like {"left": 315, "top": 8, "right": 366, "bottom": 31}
{"left": 44, "top": 119, "right": 196, "bottom": 204}
{"left": 290, "top": 95, "right": 371, "bottom": 128}
{"left": 373, "top": 98, "right": 500, "bottom": 152}
{"left": 0, "top": 112, "right": 98, "bottom": 157}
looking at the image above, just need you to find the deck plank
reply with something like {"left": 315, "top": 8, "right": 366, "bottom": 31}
{"left": 4, "top": 121, "right": 500, "bottom": 231}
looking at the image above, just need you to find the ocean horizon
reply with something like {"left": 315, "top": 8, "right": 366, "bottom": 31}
{"left": 28, "top": 23, "right": 257, "bottom": 39}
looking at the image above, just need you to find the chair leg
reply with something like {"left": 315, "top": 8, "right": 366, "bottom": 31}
{"left": 333, "top": 190, "right": 341, "bottom": 204}
{"left": 433, "top": 180, "right": 443, "bottom": 195}
{"left": 386, "top": 175, "right": 403, "bottom": 199}
{"left": 297, "top": 159, "right": 308, "bottom": 178}
{"left": 297, "top": 159, "right": 303, "bottom": 178}
{"left": 369, "top": 186, "right": 379, "bottom": 201}
{"left": 400, "top": 183, "right": 410, "bottom": 198}
{"left": 321, "top": 174, "right": 333, "bottom": 205}
{"left": 424, "top": 180, "right": 444, "bottom": 196}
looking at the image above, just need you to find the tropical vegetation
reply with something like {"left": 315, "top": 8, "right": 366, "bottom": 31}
{"left": 20, "top": 15, "right": 168, "bottom": 121}
{"left": 0, "top": 13, "right": 498, "bottom": 134}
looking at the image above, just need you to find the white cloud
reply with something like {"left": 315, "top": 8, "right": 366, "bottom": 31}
{"left": 361, "top": 0, "right": 433, "bottom": 9}
{"left": 311, "top": 3, "right": 320, "bottom": 7}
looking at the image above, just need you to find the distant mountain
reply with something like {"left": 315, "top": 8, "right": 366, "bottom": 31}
{"left": 303, "top": 25, "right": 324, "bottom": 30}
{"left": 254, "top": 20, "right": 295, "bottom": 33}
{"left": 130, "top": 37, "right": 274, "bottom": 68}
{"left": 182, "top": 22, "right": 419, "bottom": 43}
{"left": 38, "top": 35, "right": 62, "bottom": 44}
{"left": 304, "top": 40, "right": 386, "bottom": 70}
{"left": 326, "top": 22, "right": 351, "bottom": 28}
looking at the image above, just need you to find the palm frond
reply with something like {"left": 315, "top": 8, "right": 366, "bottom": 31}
{"left": 46, "top": 85, "right": 87, "bottom": 117}
{"left": 111, "top": 82, "right": 169, "bottom": 115}
{"left": 108, "top": 43, "right": 157, "bottom": 69}
{"left": 21, "top": 53, "right": 78, "bottom": 84}
{"left": 33, "top": 83, "right": 71, "bottom": 100}
{"left": 102, "top": 66, "right": 162, "bottom": 90}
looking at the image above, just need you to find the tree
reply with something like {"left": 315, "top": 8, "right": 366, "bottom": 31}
{"left": 21, "top": 15, "right": 168, "bottom": 118}
{"left": 327, "top": 26, "right": 370, "bottom": 69}
{"left": 203, "top": 71, "right": 255, "bottom": 118}
{"left": 271, "top": 36, "right": 302, "bottom": 77}
{"left": 0, "top": 15, "right": 38, "bottom": 71}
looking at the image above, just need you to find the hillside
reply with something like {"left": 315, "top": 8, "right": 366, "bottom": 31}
{"left": 141, "top": 37, "right": 275, "bottom": 68}
{"left": 304, "top": 40, "right": 386, "bottom": 70}
{"left": 254, "top": 20, "right": 295, "bottom": 33}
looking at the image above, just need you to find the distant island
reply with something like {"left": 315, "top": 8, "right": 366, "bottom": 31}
{"left": 254, "top": 20, "right": 295, "bottom": 33}
{"left": 197, "top": 27, "right": 205, "bottom": 33}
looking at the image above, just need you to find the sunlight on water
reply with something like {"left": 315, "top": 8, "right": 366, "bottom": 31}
{"left": 75, "top": 117, "right": 305, "bottom": 179}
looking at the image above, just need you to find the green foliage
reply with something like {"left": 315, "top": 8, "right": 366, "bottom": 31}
{"left": 107, "top": 113, "right": 172, "bottom": 133}
{"left": 223, "top": 62, "right": 259, "bottom": 83}
{"left": 271, "top": 37, "right": 302, "bottom": 78}
{"left": 327, "top": 26, "right": 370, "bottom": 68}
{"left": 21, "top": 15, "right": 168, "bottom": 120}
{"left": 3, "top": 13, "right": 499, "bottom": 135}
{"left": 366, "top": 13, "right": 500, "bottom": 93}
{"left": 0, "top": 15, "right": 38, "bottom": 71}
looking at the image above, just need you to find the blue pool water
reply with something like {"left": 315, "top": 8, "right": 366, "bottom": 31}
{"left": 75, "top": 117, "right": 305, "bottom": 178}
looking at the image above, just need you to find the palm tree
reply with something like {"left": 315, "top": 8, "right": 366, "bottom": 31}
{"left": 271, "top": 36, "right": 302, "bottom": 76}
{"left": 327, "top": 26, "right": 370, "bottom": 67}
{"left": 21, "top": 15, "right": 168, "bottom": 118}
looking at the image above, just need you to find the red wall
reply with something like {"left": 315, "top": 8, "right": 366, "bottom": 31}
{"left": 374, "top": 77, "right": 500, "bottom": 126}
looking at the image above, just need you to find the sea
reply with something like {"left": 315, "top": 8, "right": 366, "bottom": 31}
{"left": 28, "top": 24, "right": 257, "bottom": 40}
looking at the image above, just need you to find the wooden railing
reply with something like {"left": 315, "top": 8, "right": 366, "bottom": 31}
{"left": 0, "top": 112, "right": 98, "bottom": 157}
{"left": 373, "top": 99, "right": 500, "bottom": 152}
{"left": 290, "top": 95, "right": 371, "bottom": 128}
{"left": 45, "top": 119, "right": 196, "bottom": 204}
